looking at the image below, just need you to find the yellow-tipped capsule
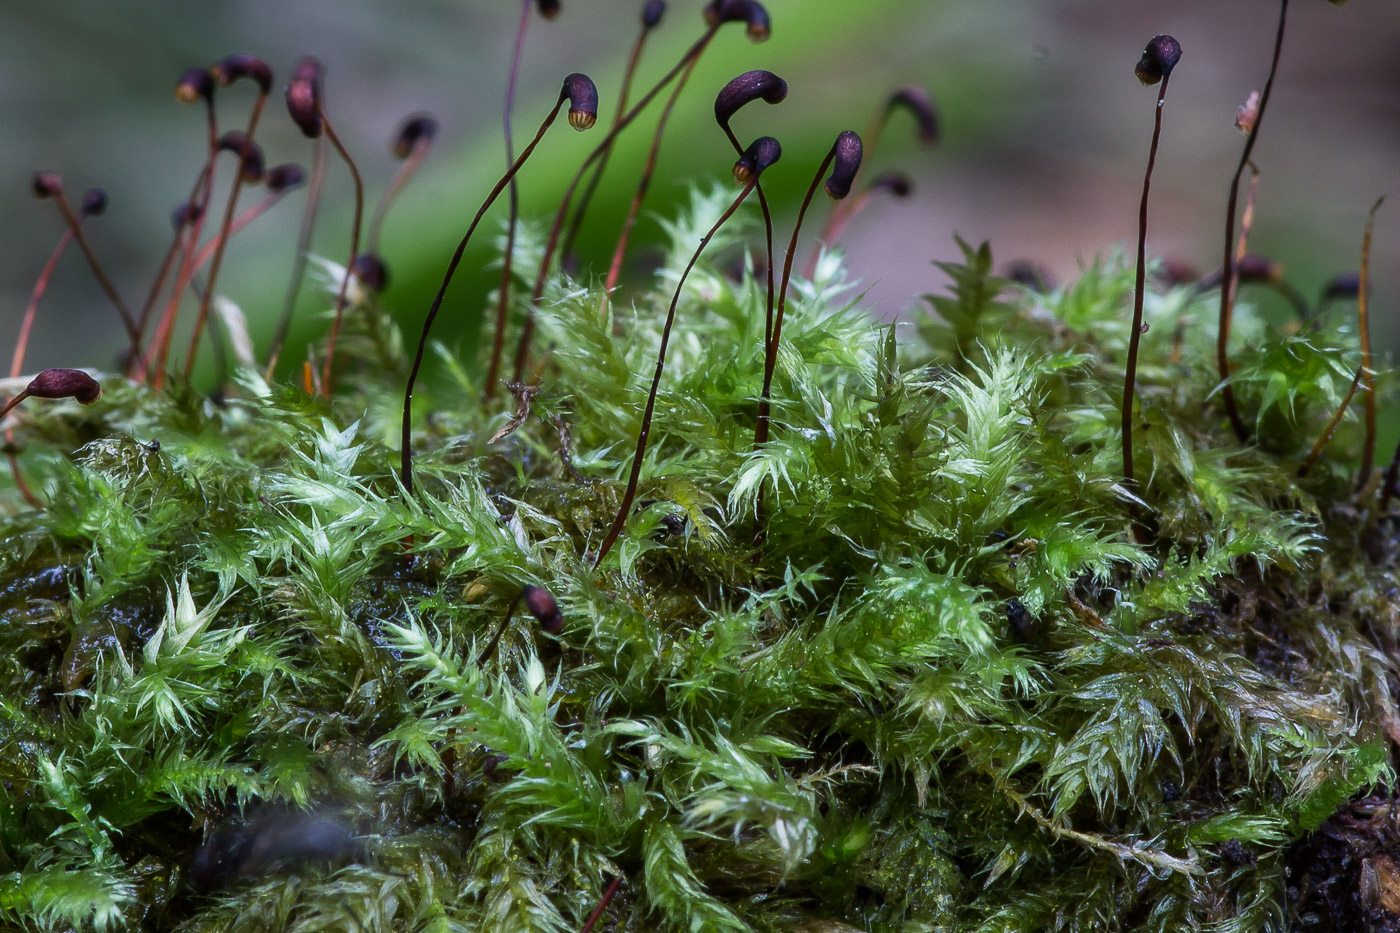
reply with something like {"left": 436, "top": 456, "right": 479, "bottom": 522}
{"left": 745, "top": 2, "right": 771, "bottom": 41}
{"left": 563, "top": 73, "right": 599, "bottom": 131}
{"left": 1135, "top": 34, "right": 1182, "bottom": 87}
{"left": 174, "top": 67, "right": 214, "bottom": 105}
{"left": 732, "top": 135, "right": 781, "bottom": 184}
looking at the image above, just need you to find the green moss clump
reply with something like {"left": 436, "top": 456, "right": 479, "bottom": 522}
{"left": 0, "top": 188, "right": 1394, "bottom": 931}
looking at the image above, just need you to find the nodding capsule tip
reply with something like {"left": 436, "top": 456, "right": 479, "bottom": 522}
{"left": 1135, "top": 35, "right": 1182, "bottom": 87}
{"left": 218, "top": 132, "right": 266, "bottom": 183}
{"left": 714, "top": 70, "right": 787, "bottom": 128}
{"left": 351, "top": 253, "right": 389, "bottom": 294}
{"left": 1006, "top": 261, "right": 1054, "bottom": 292}
{"left": 171, "top": 202, "right": 204, "bottom": 230}
{"left": 27, "top": 369, "right": 101, "bottom": 405}
{"left": 32, "top": 172, "right": 62, "bottom": 200}
{"left": 536, "top": 0, "right": 561, "bottom": 19}
{"left": 871, "top": 172, "right": 913, "bottom": 198}
{"left": 704, "top": 0, "right": 753, "bottom": 28}
{"left": 174, "top": 67, "right": 215, "bottom": 104}
{"left": 824, "top": 130, "right": 864, "bottom": 200}
{"left": 80, "top": 188, "right": 108, "bottom": 217}
{"left": 522, "top": 585, "right": 563, "bottom": 634}
{"left": 392, "top": 114, "right": 439, "bottom": 159}
{"left": 642, "top": 0, "right": 666, "bottom": 29}
{"left": 285, "top": 57, "right": 324, "bottom": 139}
{"left": 1237, "top": 253, "right": 1281, "bottom": 283}
{"left": 1322, "top": 272, "right": 1360, "bottom": 301}
{"left": 563, "top": 73, "right": 599, "bottom": 130}
{"left": 264, "top": 163, "right": 306, "bottom": 192}
{"left": 732, "top": 135, "right": 782, "bottom": 185}
{"left": 744, "top": 2, "right": 771, "bottom": 41}
{"left": 886, "top": 85, "right": 940, "bottom": 146}
{"left": 210, "top": 53, "right": 273, "bottom": 94}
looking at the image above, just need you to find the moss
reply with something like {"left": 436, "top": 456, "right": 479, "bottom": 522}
{"left": 0, "top": 185, "right": 1394, "bottom": 932}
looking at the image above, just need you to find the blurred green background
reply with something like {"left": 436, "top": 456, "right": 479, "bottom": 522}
{"left": 2, "top": 0, "right": 1396, "bottom": 390}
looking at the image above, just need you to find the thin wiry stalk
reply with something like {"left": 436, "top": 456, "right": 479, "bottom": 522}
{"left": 313, "top": 113, "right": 365, "bottom": 394}
{"left": 11, "top": 231, "right": 76, "bottom": 383}
{"left": 808, "top": 86, "right": 932, "bottom": 277}
{"left": 719, "top": 124, "right": 776, "bottom": 370}
{"left": 266, "top": 137, "right": 327, "bottom": 378}
{"left": 756, "top": 145, "right": 838, "bottom": 451}
{"left": 594, "top": 175, "right": 759, "bottom": 568}
{"left": 150, "top": 104, "right": 221, "bottom": 387}
{"left": 366, "top": 139, "right": 430, "bottom": 255}
{"left": 6, "top": 227, "right": 81, "bottom": 508}
{"left": 185, "top": 274, "right": 231, "bottom": 396}
{"left": 751, "top": 144, "right": 841, "bottom": 551}
{"left": 1218, "top": 0, "right": 1290, "bottom": 441}
{"left": 135, "top": 166, "right": 212, "bottom": 363}
{"left": 183, "top": 93, "right": 268, "bottom": 380}
{"left": 476, "top": 591, "right": 524, "bottom": 667}
{"left": 48, "top": 192, "right": 141, "bottom": 356}
{"left": 401, "top": 97, "right": 569, "bottom": 494}
{"left": 510, "top": 24, "right": 721, "bottom": 385}
{"left": 189, "top": 188, "right": 297, "bottom": 271}
{"left": 560, "top": 13, "right": 651, "bottom": 270}
{"left": 486, "top": 0, "right": 533, "bottom": 404}
{"left": 1356, "top": 197, "right": 1383, "bottom": 487}
{"left": 578, "top": 875, "right": 624, "bottom": 933}
{"left": 1122, "top": 74, "right": 1171, "bottom": 488}
{"left": 1227, "top": 163, "right": 1262, "bottom": 315}
{"left": 599, "top": 55, "right": 702, "bottom": 318}
{"left": 1298, "top": 366, "right": 1364, "bottom": 479}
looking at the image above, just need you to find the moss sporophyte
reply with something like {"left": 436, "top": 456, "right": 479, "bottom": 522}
{"left": 2, "top": 1, "right": 1396, "bottom": 931}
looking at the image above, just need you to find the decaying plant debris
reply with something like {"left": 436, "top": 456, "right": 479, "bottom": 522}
{"left": 1, "top": 2, "right": 1395, "bottom": 931}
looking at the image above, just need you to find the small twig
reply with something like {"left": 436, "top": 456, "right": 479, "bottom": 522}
{"left": 488, "top": 382, "right": 539, "bottom": 444}
{"left": 553, "top": 413, "right": 583, "bottom": 482}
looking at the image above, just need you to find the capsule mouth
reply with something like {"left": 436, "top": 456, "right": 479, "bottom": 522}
{"left": 568, "top": 109, "right": 597, "bottom": 131}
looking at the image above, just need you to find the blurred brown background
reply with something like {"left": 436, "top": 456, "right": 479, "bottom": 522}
{"left": 1, "top": 0, "right": 1395, "bottom": 376}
